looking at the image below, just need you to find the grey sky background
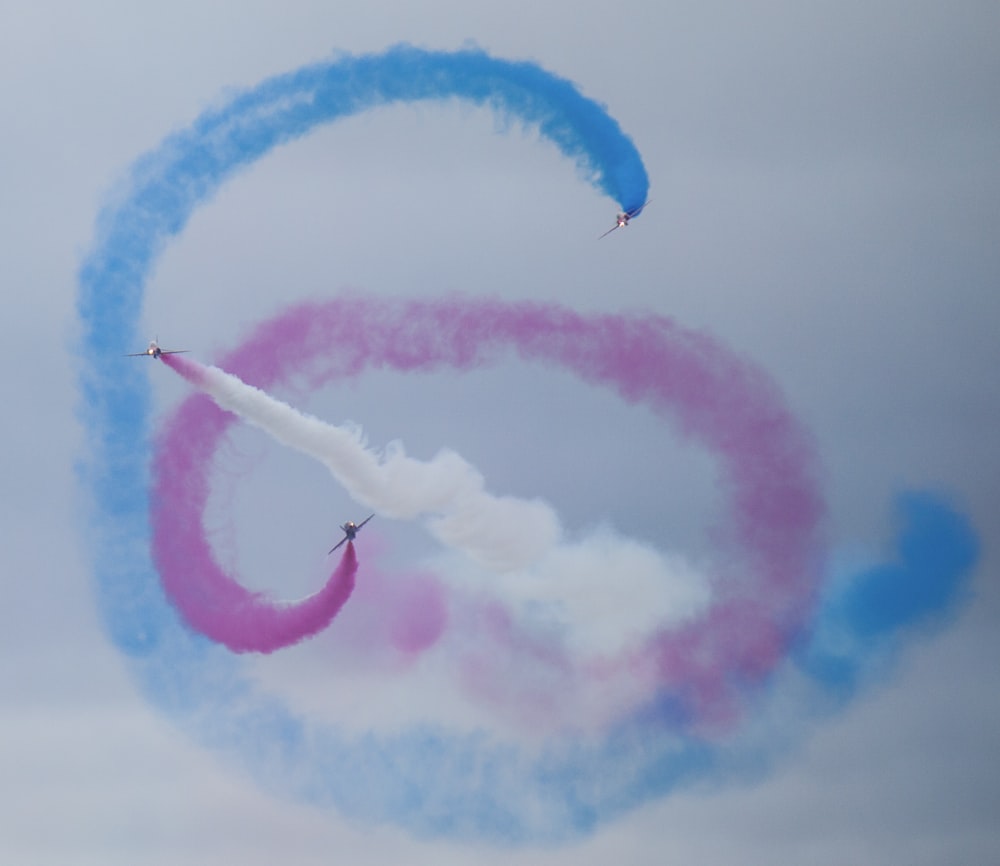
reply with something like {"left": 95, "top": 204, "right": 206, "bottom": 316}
{"left": 2, "top": 1, "right": 998, "bottom": 862}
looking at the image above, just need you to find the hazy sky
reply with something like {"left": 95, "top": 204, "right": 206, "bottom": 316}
{"left": 3, "top": 1, "right": 999, "bottom": 863}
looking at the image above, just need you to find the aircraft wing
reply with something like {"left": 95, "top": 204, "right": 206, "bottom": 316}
{"left": 357, "top": 514, "right": 375, "bottom": 530}
{"left": 328, "top": 536, "right": 348, "bottom": 555}
{"left": 160, "top": 350, "right": 190, "bottom": 355}
{"left": 125, "top": 352, "right": 149, "bottom": 356}
{"left": 627, "top": 199, "right": 651, "bottom": 218}
{"left": 598, "top": 224, "right": 620, "bottom": 240}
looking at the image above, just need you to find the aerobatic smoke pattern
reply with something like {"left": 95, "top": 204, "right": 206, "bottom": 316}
{"left": 75, "top": 45, "right": 979, "bottom": 842}
{"left": 77, "top": 44, "right": 647, "bottom": 655}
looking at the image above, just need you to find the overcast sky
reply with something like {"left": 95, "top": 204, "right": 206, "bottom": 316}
{"left": 2, "top": 1, "right": 999, "bottom": 863}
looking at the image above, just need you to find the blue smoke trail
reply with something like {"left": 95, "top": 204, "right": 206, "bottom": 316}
{"left": 798, "top": 492, "right": 979, "bottom": 702}
{"left": 75, "top": 45, "right": 977, "bottom": 842}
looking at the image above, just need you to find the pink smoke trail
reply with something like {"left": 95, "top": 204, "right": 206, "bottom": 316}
{"left": 151, "top": 371, "right": 358, "bottom": 654}
{"left": 153, "top": 297, "right": 825, "bottom": 729}
{"left": 315, "top": 539, "right": 449, "bottom": 667}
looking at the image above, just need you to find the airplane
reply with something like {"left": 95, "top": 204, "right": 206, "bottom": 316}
{"left": 598, "top": 200, "right": 650, "bottom": 239}
{"left": 328, "top": 514, "right": 374, "bottom": 554}
{"left": 126, "top": 339, "right": 189, "bottom": 359}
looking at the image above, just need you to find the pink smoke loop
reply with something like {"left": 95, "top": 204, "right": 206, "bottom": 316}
{"left": 152, "top": 296, "right": 825, "bottom": 729}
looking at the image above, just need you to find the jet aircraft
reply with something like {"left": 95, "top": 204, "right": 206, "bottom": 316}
{"left": 126, "top": 339, "right": 189, "bottom": 359}
{"left": 328, "top": 514, "right": 374, "bottom": 554}
{"left": 598, "top": 200, "right": 650, "bottom": 239}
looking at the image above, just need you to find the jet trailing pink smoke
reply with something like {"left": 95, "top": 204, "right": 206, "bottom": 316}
{"left": 151, "top": 382, "right": 359, "bottom": 654}
{"left": 152, "top": 296, "right": 825, "bottom": 730}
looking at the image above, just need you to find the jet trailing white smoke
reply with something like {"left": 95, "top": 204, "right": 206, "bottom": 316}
{"left": 177, "top": 358, "right": 560, "bottom": 571}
